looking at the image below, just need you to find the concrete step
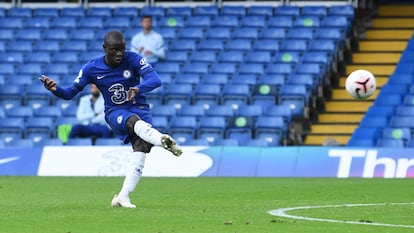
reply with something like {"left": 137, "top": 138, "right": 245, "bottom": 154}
{"left": 325, "top": 101, "right": 373, "bottom": 112}
{"left": 365, "top": 29, "right": 414, "bottom": 40}
{"left": 332, "top": 89, "right": 379, "bottom": 100}
{"left": 373, "top": 18, "right": 414, "bottom": 28}
{"left": 304, "top": 135, "right": 350, "bottom": 145}
{"left": 352, "top": 52, "right": 400, "bottom": 64}
{"left": 310, "top": 124, "right": 358, "bottom": 134}
{"left": 346, "top": 65, "right": 395, "bottom": 76}
{"left": 359, "top": 41, "right": 407, "bottom": 52}
{"left": 318, "top": 113, "right": 364, "bottom": 123}
{"left": 378, "top": 5, "right": 414, "bottom": 16}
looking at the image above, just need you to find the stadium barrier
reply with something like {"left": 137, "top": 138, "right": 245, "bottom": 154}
{"left": 1, "top": 146, "right": 413, "bottom": 178}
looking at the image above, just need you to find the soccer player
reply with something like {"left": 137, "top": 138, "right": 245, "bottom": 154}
{"left": 130, "top": 15, "right": 166, "bottom": 67}
{"left": 39, "top": 30, "right": 182, "bottom": 208}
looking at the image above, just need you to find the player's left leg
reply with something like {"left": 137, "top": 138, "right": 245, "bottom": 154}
{"left": 111, "top": 137, "right": 151, "bottom": 208}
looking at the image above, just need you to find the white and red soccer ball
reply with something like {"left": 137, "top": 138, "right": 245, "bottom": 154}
{"left": 345, "top": 69, "right": 376, "bottom": 100}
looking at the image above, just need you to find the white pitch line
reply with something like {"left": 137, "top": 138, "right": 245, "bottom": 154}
{"left": 268, "top": 203, "right": 414, "bottom": 229}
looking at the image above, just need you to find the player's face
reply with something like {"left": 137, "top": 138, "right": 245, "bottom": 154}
{"left": 103, "top": 39, "right": 126, "bottom": 67}
{"left": 141, "top": 17, "right": 152, "bottom": 31}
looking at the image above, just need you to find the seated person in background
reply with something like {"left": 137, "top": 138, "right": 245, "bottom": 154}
{"left": 130, "top": 15, "right": 166, "bottom": 67}
{"left": 69, "top": 84, "right": 112, "bottom": 140}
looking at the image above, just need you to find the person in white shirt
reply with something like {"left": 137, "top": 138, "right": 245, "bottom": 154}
{"left": 130, "top": 15, "right": 166, "bottom": 67}
{"left": 69, "top": 84, "right": 112, "bottom": 140}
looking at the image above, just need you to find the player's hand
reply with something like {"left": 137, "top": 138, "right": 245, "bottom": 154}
{"left": 38, "top": 75, "right": 57, "bottom": 92}
{"left": 127, "top": 87, "right": 139, "bottom": 104}
{"left": 138, "top": 47, "right": 144, "bottom": 53}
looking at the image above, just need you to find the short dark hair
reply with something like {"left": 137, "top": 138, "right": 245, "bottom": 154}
{"left": 103, "top": 30, "right": 125, "bottom": 45}
{"left": 141, "top": 15, "right": 152, "bottom": 21}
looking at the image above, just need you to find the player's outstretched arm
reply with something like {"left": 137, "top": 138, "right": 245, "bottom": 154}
{"left": 39, "top": 75, "right": 57, "bottom": 92}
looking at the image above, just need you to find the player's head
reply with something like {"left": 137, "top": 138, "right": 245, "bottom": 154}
{"left": 140, "top": 15, "right": 153, "bottom": 32}
{"left": 103, "top": 30, "right": 126, "bottom": 67}
{"left": 90, "top": 84, "right": 100, "bottom": 98}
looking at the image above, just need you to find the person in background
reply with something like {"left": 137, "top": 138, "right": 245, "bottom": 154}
{"left": 130, "top": 15, "right": 166, "bottom": 67}
{"left": 69, "top": 84, "right": 112, "bottom": 141}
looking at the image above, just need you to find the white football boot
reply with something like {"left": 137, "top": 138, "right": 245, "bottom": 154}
{"left": 161, "top": 135, "right": 183, "bottom": 157}
{"left": 111, "top": 194, "right": 136, "bottom": 208}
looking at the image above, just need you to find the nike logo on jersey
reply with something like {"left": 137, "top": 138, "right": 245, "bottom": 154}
{"left": 97, "top": 75, "right": 106, "bottom": 79}
{"left": 0, "top": 156, "right": 19, "bottom": 165}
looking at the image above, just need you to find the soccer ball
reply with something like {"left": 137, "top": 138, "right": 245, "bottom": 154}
{"left": 345, "top": 69, "right": 376, "bottom": 99}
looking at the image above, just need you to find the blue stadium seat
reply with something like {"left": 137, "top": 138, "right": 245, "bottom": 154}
{"left": 309, "top": 39, "right": 337, "bottom": 53}
{"left": 281, "top": 39, "right": 308, "bottom": 52}
{"left": 44, "top": 63, "right": 70, "bottom": 75}
{"left": 61, "top": 105, "right": 78, "bottom": 117}
{"left": 140, "top": 6, "right": 165, "bottom": 18}
{"left": 349, "top": 127, "right": 381, "bottom": 141}
{"left": 28, "top": 132, "right": 53, "bottom": 147}
{"left": 24, "top": 18, "right": 50, "bottom": 29}
{"left": 218, "top": 51, "right": 245, "bottom": 64}
{"left": 274, "top": 51, "right": 301, "bottom": 64}
{"left": 374, "top": 93, "right": 403, "bottom": 107}
{"left": 240, "top": 16, "right": 267, "bottom": 28}
{"left": 388, "top": 74, "right": 413, "bottom": 85}
{"left": 182, "top": 63, "right": 209, "bottom": 75}
{"left": 252, "top": 83, "right": 278, "bottom": 103}
{"left": 294, "top": 16, "right": 321, "bottom": 28}
{"left": 0, "top": 117, "right": 25, "bottom": 135}
{"left": 279, "top": 84, "right": 308, "bottom": 105}
{"left": 382, "top": 128, "right": 411, "bottom": 142}
{"left": 322, "top": 16, "right": 350, "bottom": 29}
{"left": 60, "top": 7, "right": 85, "bottom": 17}
{"left": 190, "top": 51, "right": 217, "bottom": 63}
{"left": 212, "top": 15, "right": 240, "bottom": 29}
{"left": 266, "top": 63, "right": 294, "bottom": 75}
{"left": 26, "top": 85, "right": 54, "bottom": 102}
{"left": 171, "top": 132, "right": 194, "bottom": 145}
{"left": 86, "top": 7, "right": 112, "bottom": 18}
{"left": 6, "top": 106, "right": 33, "bottom": 119}
{"left": 34, "top": 40, "right": 60, "bottom": 52}
{"left": 148, "top": 105, "right": 177, "bottom": 120}
{"left": 396, "top": 106, "right": 414, "bottom": 116}
{"left": 166, "top": 6, "right": 192, "bottom": 17}
{"left": 164, "top": 83, "right": 193, "bottom": 104}
{"left": 154, "top": 62, "right": 181, "bottom": 75}
{"left": 205, "top": 27, "right": 232, "bottom": 40}
{"left": 268, "top": 16, "right": 294, "bottom": 28}
{"left": 113, "top": 7, "right": 138, "bottom": 17}
{"left": 0, "top": 64, "right": 15, "bottom": 75}
{"left": 169, "top": 116, "right": 198, "bottom": 136}
{"left": 377, "top": 139, "right": 404, "bottom": 148}
{"left": 55, "top": 117, "right": 78, "bottom": 126}
{"left": 151, "top": 116, "right": 169, "bottom": 133}
{"left": 37, "top": 138, "right": 64, "bottom": 147}
{"left": 78, "top": 17, "right": 104, "bottom": 29}
{"left": 287, "top": 74, "right": 315, "bottom": 91}
{"left": 259, "top": 28, "right": 286, "bottom": 40}
{"left": 159, "top": 16, "right": 185, "bottom": 28}
{"left": 225, "top": 39, "right": 252, "bottom": 51}
{"left": 182, "top": 138, "right": 210, "bottom": 146}
{"left": 170, "top": 39, "right": 197, "bottom": 51}
{"left": 69, "top": 29, "right": 95, "bottom": 41}
{"left": 245, "top": 138, "right": 270, "bottom": 147}
{"left": 222, "top": 84, "right": 251, "bottom": 104}
{"left": 1, "top": 52, "right": 24, "bottom": 64}
{"left": 302, "top": 6, "right": 328, "bottom": 17}
{"left": 185, "top": 16, "right": 211, "bottom": 28}
{"left": 390, "top": 116, "right": 414, "bottom": 128}
{"left": 0, "top": 18, "right": 23, "bottom": 29}
{"left": 287, "top": 28, "right": 315, "bottom": 40}
{"left": 0, "top": 29, "right": 14, "bottom": 41}
{"left": 42, "top": 28, "right": 68, "bottom": 41}
{"left": 5, "top": 138, "right": 34, "bottom": 148}
{"left": 205, "top": 105, "right": 235, "bottom": 119}
{"left": 33, "top": 8, "right": 59, "bottom": 17}
{"left": 247, "top": 6, "right": 273, "bottom": 17}
{"left": 379, "top": 84, "right": 408, "bottom": 94}
{"left": 52, "top": 52, "right": 78, "bottom": 64}
{"left": 210, "top": 63, "right": 237, "bottom": 75}
{"left": 8, "top": 8, "right": 32, "bottom": 18}
{"left": 359, "top": 116, "right": 389, "bottom": 128}
{"left": 253, "top": 39, "right": 280, "bottom": 52}
{"left": 60, "top": 41, "right": 88, "bottom": 52}
{"left": 225, "top": 116, "right": 254, "bottom": 143}
{"left": 25, "top": 117, "right": 55, "bottom": 136}
{"left": 157, "top": 28, "right": 176, "bottom": 41}
{"left": 198, "top": 39, "right": 225, "bottom": 51}
{"left": 78, "top": 51, "right": 103, "bottom": 63}
{"left": 220, "top": 6, "right": 246, "bottom": 17}
{"left": 347, "top": 138, "right": 375, "bottom": 147}
{"left": 329, "top": 5, "right": 354, "bottom": 18}
{"left": 232, "top": 28, "right": 259, "bottom": 40}
{"left": 34, "top": 106, "right": 62, "bottom": 119}
{"left": 15, "top": 29, "right": 42, "bottom": 40}
{"left": 245, "top": 51, "right": 272, "bottom": 64}
{"left": 295, "top": 63, "right": 323, "bottom": 76}
{"left": 236, "top": 105, "right": 263, "bottom": 118}
{"left": 193, "top": 5, "right": 218, "bottom": 17}
{"left": 7, "top": 41, "right": 33, "bottom": 52}
{"left": 316, "top": 28, "right": 345, "bottom": 40}
{"left": 177, "top": 105, "right": 205, "bottom": 119}
{"left": 50, "top": 17, "right": 77, "bottom": 29}
{"left": 257, "top": 132, "right": 281, "bottom": 146}
{"left": 178, "top": 28, "right": 204, "bottom": 40}
{"left": 17, "top": 63, "right": 42, "bottom": 75}
{"left": 265, "top": 105, "right": 293, "bottom": 123}
{"left": 238, "top": 64, "right": 265, "bottom": 75}
{"left": 302, "top": 51, "right": 329, "bottom": 64}
{"left": 231, "top": 75, "right": 257, "bottom": 86}
{"left": 202, "top": 74, "right": 229, "bottom": 86}
{"left": 275, "top": 6, "right": 300, "bottom": 16}
{"left": 193, "top": 84, "right": 221, "bottom": 106}
{"left": 165, "top": 51, "right": 189, "bottom": 63}
{"left": 8, "top": 75, "right": 33, "bottom": 86}
{"left": 174, "top": 74, "right": 202, "bottom": 86}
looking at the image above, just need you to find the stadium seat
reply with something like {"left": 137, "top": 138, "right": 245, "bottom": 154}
{"left": 359, "top": 116, "right": 389, "bottom": 128}
{"left": 202, "top": 74, "right": 229, "bottom": 86}
{"left": 382, "top": 128, "right": 411, "bottom": 142}
{"left": 225, "top": 39, "right": 252, "bottom": 51}
{"left": 159, "top": 16, "right": 185, "bottom": 28}
{"left": 177, "top": 105, "right": 205, "bottom": 118}
{"left": 15, "top": 29, "right": 42, "bottom": 41}
{"left": 170, "top": 39, "right": 197, "bottom": 51}
{"left": 212, "top": 138, "right": 239, "bottom": 146}
{"left": 182, "top": 138, "right": 210, "bottom": 146}
{"left": 259, "top": 28, "right": 286, "bottom": 40}
{"left": 198, "top": 39, "right": 225, "bottom": 51}
{"left": 222, "top": 84, "right": 251, "bottom": 104}
{"left": 164, "top": 51, "right": 189, "bottom": 63}
{"left": 190, "top": 51, "right": 217, "bottom": 63}
{"left": 390, "top": 116, "right": 414, "bottom": 128}
{"left": 50, "top": 17, "right": 77, "bottom": 29}
{"left": 274, "top": 6, "right": 300, "bottom": 16}
{"left": 268, "top": 16, "right": 294, "bottom": 28}
{"left": 193, "top": 84, "right": 221, "bottom": 104}
{"left": 0, "top": 18, "right": 23, "bottom": 29}
{"left": 52, "top": 52, "right": 79, "bottom": 64}
{"left": 193, "top": 5, "right": 218, "bottom": 17}
{"left": 294, "top": 16, "right": 321, "bottom": 28}
{"left": 287, "top": 28, "right": 315, "bottom": 40}
{"left": 218, "top": 51, "right": 245, "bottom": 64}
{"left": 374, "top": 93, "right": 403, "bottom": 107}
{"left": 157, "top": 28, "right": 177, "bottom": 41}
{"left": 329, "top": 5, "right": 354, "bottom": 18}
{"left": 287, "top": 74, "right": 314, "bottom": 91}
{"left": 25, "top": 52, "right": 51, "bottom": 64}
{"left": 24, "top": 17, "right": 50, "bottom": 29}
{"left": 210, "top": 63, "right": 237, "bottom": 75}
{"left": 6, "top": 106, "right": 33, "bottom": 119}
{"left": 60, "top": 41, "right": 88, "bottom": 52}
{"left": 236, "top": 105, "right": 263, "bottom": 118}
{"left": 44, "top": 63, "right": 70, "bottom": 76}
{"left": 231, "top": 75, "right": 257, "bottom": 86}
{"left": 309, "top": 39, "right": 337, "bottom": 53}
{"left": 225, "top": 116, "right": 254, "bottom": 143}
{"left": 316, "top": 28, "right": 345, "bottom": 40}
{"left": 61, "top": 105, "right": 78, "bottom": 117}
{"left": 1, "top": 52, "right": 24, "bottom": 64}
{"left": 240, "top": 16, "right": 267, "bottom": 28}
{"left": 86, "top": 7, "right": 112, "bottom": 18}
{"left": 78, "top": 17, "right": 103, "bottom": 29}
{"left": 251, "top": 83, "right": 278, "bottom": 103}
{"left": 0, "top": 29, "right": 14, "bottom": 41}
{"left": 238, "top": 64, "right": 265, "bottom": 76}
{"left": 255, "top": 116, "right": 285, "bottom": 137}
{"left": 140, "top": 6, "right": 165, "bottom": 18}
{"left": 281, "top": 100, "right": 305, "bottom": 116}
{"left": 205, "top": 27, "right": 231, "bottom": 40}
{"left": 253, "top": 39, "right": 280, "bottom": 52}
{"left": 247, "top": 6, "right": 274, "bottom": 17}
{"left": 278, "top": 85, "right": 309, "bottom": 105}
{"left": 169, "top": 116, "right": 198, "bottom": 137}
{"left": 245, "top": 138, "right": 269, "bottom": 147}
{"left": 396, "top": 106, "right": 414, "bottom": 116}
{"left": 156, "top": 62, "right": 181, "bottom": 75}
{"left": 205, "top": 105, "right": 234, "bottom": 119}
{"left": 245, "top": 51, "right": 272, "bottom": 64}
{"left": 182, "top": 63, "right": 209, "bottom": 75}
{"left": 113, "top": 7, "right": 138, "bottom": 17}
{"left": 60, "top": 7, "right": 85, "bottom": 17}
{"left": 25, "top": 117, "right": 55, "bottom": 137}
{"left": 166, "top": 6, "right": 192, "bottom": 17}
{"left": 302, "top": 51, "right": 329, "bottom": 64}
{"left": 28, "top": 132, "right": 52, "bottom": 147}
{"left": 7, "top": 41, "right": 33, "bottom": 52}
{"left": 220, "top": 6, "right": 246, "bottom": 17}
{"left": 281, "top": 39, "right": 308, "bottom": 52}
{"left": 232, "top": 28, "right": 259, "bottom": 40}
{"left": 266, "top": 63, "right": 294, "bottom": 75}
{"left": 34, "top": 40, "right": 60, "bottom": 52}
{"left": 178, "top": 28, "right": 204, "bottom": 40}
{"left": 274, "top": 51, "right": 301, "bottom": 64}
{"left": 33, "top": 106, "right": 62, "bottom": 119}
{"left": 174, "top": 74, "right": 202, "bottom": 86}
{"left": 257, "top": 132, "right": 281, "bottom": 146}
{"left": 151, "top": 116, "right": 169, "bottom": 133}
{"left": 377, "top": 139, "right": 404, "bottom": 148}
{"left": 302, "top": 5, "right": 328, "bottom": 17}
{"left": 347, "top": 138, "right": 375, "bottom": 147}
{"left": 33, "top": 8, "right": 59, "bottom": 17}
{"left": 37, "top": 138, "right": 64, "bottom": 147}
{"left": 295, "top": 63, "right": 323, "bottom": 76}
{"left": 265, "top": 105, "right": 293, "bottom": 123}
{"left": 5, "top": 138, "right": 34, "bottom": 148}
{"left": 150, "top": 105, "right": 177, "bottom": 120}
{"left": 197, "top": 116, "right": 226, "bottom": 138}
{"left": 69, "top": 29, "right": 95, "bottom": 41}
{"left": 0, "top": 117, "right": 25, "bottom": 135}
{"left": 322, "top": 16, "right": 350, "bottom": 29}
{"left": 185, "top": 16, "right": 211, "bottom": 28}
{"left": 365, "top": 105, "right": 395, "bottom": 118}
{"left": 164, "top": 83, "right": 193, "bottom": 104}
{"left": 17, "top": 63, "right": 42, "bottom": 75}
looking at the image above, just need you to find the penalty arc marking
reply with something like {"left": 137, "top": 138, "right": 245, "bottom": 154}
{"left": 268, "top": 203, "right": 414, "bottom": 229}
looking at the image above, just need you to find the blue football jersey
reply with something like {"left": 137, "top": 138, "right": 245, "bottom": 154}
{"left": 72, "top": 51, "right": 161, "bottom": 112}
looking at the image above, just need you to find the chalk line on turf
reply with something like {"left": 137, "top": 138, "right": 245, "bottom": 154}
{"left": 268, "top": 203, "right": 414, "bottom": 229}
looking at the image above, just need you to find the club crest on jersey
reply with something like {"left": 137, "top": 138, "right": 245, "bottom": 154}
{"left": 139, "top": 58, "right": 149, "bottom": 70}
{"left": 123, "top": 70, "right": 131, "bottom": 79}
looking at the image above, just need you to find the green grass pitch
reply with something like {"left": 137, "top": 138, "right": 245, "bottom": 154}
{"left": 1, "top": 177, "right": 414, "bottom": 233}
